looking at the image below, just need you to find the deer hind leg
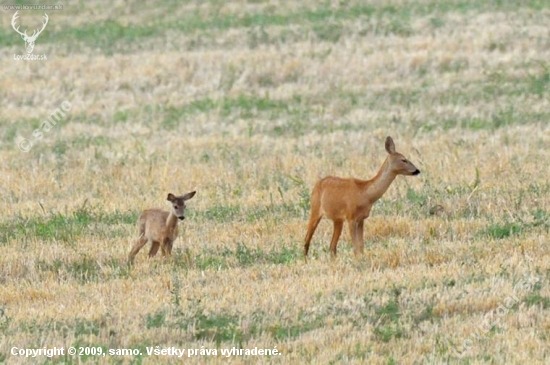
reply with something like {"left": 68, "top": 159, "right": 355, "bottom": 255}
{"left": 148, "top": 241, "right": 160, "bottom": 257}
{"left": 304, "top": 215, "right": 322, "bottom": 258}
{"left": 129, "top": 235, "right": 148, "bottom": 263}
{"left": 304, "top": 187, "right": 323, "bottom": 259}
{"left": 329, "top": 220, "right": 344, "bottom": 257}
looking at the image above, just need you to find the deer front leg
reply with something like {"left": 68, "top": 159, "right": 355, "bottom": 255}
{"left": 348, "top": 219, "right": 356, "bottom": 247}
{"left": 329, "top": 220, "right": 344, "bottom": 257}
{"left": 352, "top": 220, "right": 365, "bottom": 256}
{"left": 164, "top": 238, "right": 174, "bottom": 256}
{"left": 160, "top": 238, "right": 173, "bottom": 257}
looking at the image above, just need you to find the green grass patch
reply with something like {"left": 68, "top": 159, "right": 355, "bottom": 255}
{"left": 269, "top": 312, "right": 326, "bottom": 341}
{"left": 371, "top": 292, "right": 406, "bottom": 343}
{"left": 36, "top": 256, "right": 131, "bottom": 283}
{"left": 64, "top": 19, "right": 157, "bottom": 52}
{"left": 0, "top": 306, "right": 12, "bottom": 334}
{"left": 0, "top": 210, "right": 91, "bottom": 245}
{"left": 20, "top": 317, "right": 103, "bottom": 337}
{"left": 188, "top": 243, "right": 299, "bottom": 271}
{"left": 192, "top": 202, "right": 301, "bottom": 224}
{"left": 195, "top": 204, "right": 241, "bottom": 223}
{"left": 154, "top": 95, "right": 299, "bottom": 130}
{"left": 374, "top": 298, "right": 401, "bottom": 324}
{"left": 70, "top": 135, "right": 113, "bottom": 149}
{"left": 0, "top": 208, "right": 137, "bottom": 245}
{"left": 479, "top": 209, "right": 549, "bottom": 239}
{"left": 190, "top": 312, "right": 243, "bottom": 345}
{"left": 1, "top": 124, "right": 18, "bottom": 144}
{"left": 164, "top": 280, "right": 247, "bottom": 345}
{"left": 234, "top": 243, "right": 298, "bottom": 266}
{"left": 415, "top": 305, "right": 437, "bottom": 324}
{"left": 482, "top": 222, "right": 523, "bottom": 239}
{"left": 145, "top": 310, "right": 167, "bottom": 329}
{"left": 522, "top": 294, "right": 550, "bottom": 309}
{"left": 373, "top": 324, "right": 405, "bottom": 343}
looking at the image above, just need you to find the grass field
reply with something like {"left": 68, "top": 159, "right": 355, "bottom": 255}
{"left": 1, "top": 0, "right": 550, "bottom": 364}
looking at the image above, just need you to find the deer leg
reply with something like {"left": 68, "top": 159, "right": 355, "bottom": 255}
{"left": 160, "top": 239, "right": 169, "bottom": 257}
{"left": 128, "top": 236, "right": 148, "bottom": 263}
{"left": 347, "top": 219, "right": 357, "bottom": 247}
{"left": 148, "top": 241, "right": 160, "bottom": 257}
{"left": 164, "top": 238, "right": 174, "bottom": 256}
{"left": 353, "top": 220, "right": 365, "bottom": 256}
{"left": 329, "top": 220, "right": 344, "bottom": 257}
{"left": 304, "top": 186, "right": 324, "bottom": 260}
{"left": 304, "top": 215, "right": 322, "bottom": 258}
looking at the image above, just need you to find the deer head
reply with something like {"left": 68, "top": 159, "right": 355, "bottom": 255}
{"left": 385, "top": 136, "right": 421, "bottom": 176}
{"left": 11, "top": 11, "right": 49, "bottom": 54}
{"left": 167, "top": 191, "right": 197, "bottom": 221}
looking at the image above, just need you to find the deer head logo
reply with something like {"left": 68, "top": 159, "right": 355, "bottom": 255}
{"left": 11, "top": 11, "right": 49, "bottom": 54}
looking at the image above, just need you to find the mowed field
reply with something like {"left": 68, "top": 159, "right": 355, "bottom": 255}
{"left": 1, "top": 0, "right": 550, "bottom": 364}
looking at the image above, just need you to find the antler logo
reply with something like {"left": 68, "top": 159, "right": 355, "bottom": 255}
{"left": 11, "top": 11, "right": 49, "bottom": 54}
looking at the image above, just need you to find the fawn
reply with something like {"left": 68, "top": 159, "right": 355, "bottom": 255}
{"left": 304, "top": 136, "right": 420, "bottom": 258}
{"left": 128, "top": 191, "right": 196, "bottom": 263}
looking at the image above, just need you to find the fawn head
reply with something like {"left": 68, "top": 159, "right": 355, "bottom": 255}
{"left": 385, "top": 136, "right": 421, "bottom": 176}
{"left": 167, "top": 191, "right": 196, "bottom": 220}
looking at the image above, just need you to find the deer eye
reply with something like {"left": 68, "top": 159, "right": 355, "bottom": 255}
{"left": 401, "top": 159, "right": 407, "bottom": 163}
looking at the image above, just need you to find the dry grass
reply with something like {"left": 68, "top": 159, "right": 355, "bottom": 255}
{"left": 1, "top": 0, "right": 550, "bottom": 364}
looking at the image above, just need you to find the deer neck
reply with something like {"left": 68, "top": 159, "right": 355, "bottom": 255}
{"left": 365, "top": 158, "right": 397, "bottom": 203}
{"left": 165, "top": 211, "right": 179, "bottom": 230}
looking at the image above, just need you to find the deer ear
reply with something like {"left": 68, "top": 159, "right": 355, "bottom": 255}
{"left": 167, "top": 193, "right": 176, "bottom": 202}
{"left": 182, "top": 191, "right": 196, "bottom": 201}
{"left": 385, "top": 136, "right": 395, "bottom": 154}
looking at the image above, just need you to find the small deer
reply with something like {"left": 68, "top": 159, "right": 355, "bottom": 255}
{"left": 304, "top": 136, "right": 420, "bottom": 258}
{"left": 128, "top": 191, "right": 196, "bottom": 263}
{"left": 11, "top": 11, "right": 49, "bottom": 54}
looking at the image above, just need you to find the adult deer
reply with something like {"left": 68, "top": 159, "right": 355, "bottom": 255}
{"left": 11, "top": 11, "right": 49, "bottom": 54}
{"left": 304, "top": 136, "right": 420, "bottom": 258}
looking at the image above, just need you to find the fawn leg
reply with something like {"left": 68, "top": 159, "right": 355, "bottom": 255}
{"left": 148, "top": 241, "right": 160, "bottom": 257}
{"left": 129, "top": 236, "right": 148, "bottom": 263}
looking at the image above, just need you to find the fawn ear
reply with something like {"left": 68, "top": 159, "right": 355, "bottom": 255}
{"left": 385, "top": 136, "right": 395, "bottom": 154}
{"left": 167, "top": 193, "right": 176, "bottom": 202}
{"left": 182, "top": 191, "right": 196, "bottom": 201}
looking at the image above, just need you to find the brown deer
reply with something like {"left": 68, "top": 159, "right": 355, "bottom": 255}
{"left": 304, "top": 136, "right": 420, "bottom": 258}
{"left": 128, "top": 191, "right": 196, "bottom": 263}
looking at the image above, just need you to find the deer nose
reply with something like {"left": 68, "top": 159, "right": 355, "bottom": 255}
{"left": 178, "top": 216, "right": 185, "bottom": 221}
{"left": 412, "top": 169, "right": 421, "bottom": 175}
